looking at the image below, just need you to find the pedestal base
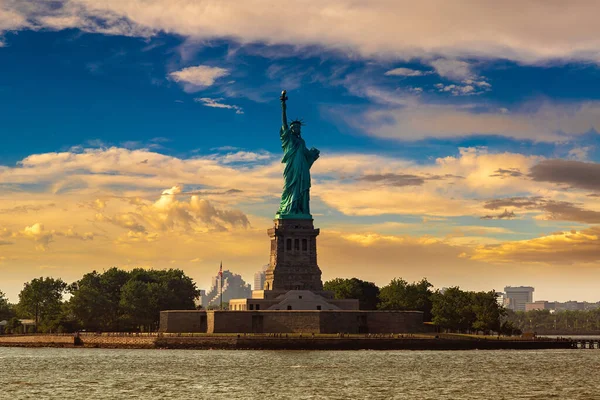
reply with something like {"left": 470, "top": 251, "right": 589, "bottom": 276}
{"left": 264, "top": 218, "right": 323, "bottom": 292}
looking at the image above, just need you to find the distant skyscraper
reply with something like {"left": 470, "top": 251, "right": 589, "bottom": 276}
{"left": 254, "top": 264, "right": 269, "bottom": 290}
{"left": 199, "top": 270, "right": 252, "bottom": 308}
{"left": 504, "top": 286, "right": 534, "bottom": 311}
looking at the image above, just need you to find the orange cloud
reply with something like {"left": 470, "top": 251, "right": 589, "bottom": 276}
{"left": 471, "top": 227, "right": 600, "bottom": 265}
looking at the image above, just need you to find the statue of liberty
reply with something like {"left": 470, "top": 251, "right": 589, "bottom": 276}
{"left": 276, "top": 90, "right": 320, "bottom": 219}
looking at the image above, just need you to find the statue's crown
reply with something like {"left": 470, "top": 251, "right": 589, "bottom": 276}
{"left": 290, "top": 118, "right": 304, "bottom": 126}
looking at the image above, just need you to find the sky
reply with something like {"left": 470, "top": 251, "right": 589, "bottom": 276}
{"left": 2, "top": 1, "right": 600, "bottom": 302}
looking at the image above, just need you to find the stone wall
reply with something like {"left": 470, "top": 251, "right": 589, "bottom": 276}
{"left": 0, "top": 335, "right": 73, "bottom": 345}
{"left": 208, "top": 311, "right": 253, "bottom": 333}
{"left": 80, "top": 334, "right": 155, "bottom": 348}
{"left": 160, "top": 310, "right": 424, "bottom": 334}
{"left": 262, "top": 312, "right": 321, "bottom": 333}
{"left": 367, "top": 311, "right": 424, "bottom": 333}
{"left": 160, "top": 310, "right": 207, "bottom": 333}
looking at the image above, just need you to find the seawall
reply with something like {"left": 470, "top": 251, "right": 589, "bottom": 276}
{"left": 0, "top": 334, "right": 576, "bottom": 350}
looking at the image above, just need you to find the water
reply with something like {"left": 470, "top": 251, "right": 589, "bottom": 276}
{"left": 1, "top": 347, "right": 599, "bottom": 399}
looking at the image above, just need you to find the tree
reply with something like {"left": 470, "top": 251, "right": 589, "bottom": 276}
{"left": 499, "top": 320, "right": 521, "bottom": 336}
{"left": 431, "top": 287, "right": 473, "bottom": 331}
{"left": 17, "top": 277, "right": 67, "bottom": 332}
{"left": 324, "top": 278, "right": 380, "bottom": 310}
{"left": 69, "top": 268, "right": 130, "bottom": 331}
{"left": 0, "top": 291, "right": 14, "bottom": 321}
{"left": 431, "top": 288, "right": 506, "bottom": 334}
{"left": 120, "top": 279, "right": 156, "bottom": 331}
{"left": 119, "top": 268, "right": 199, "bottom": 331}
{"left": 378, "top": 278, "right": 434, "bottom": 320}
{"left": 70, "top": 268, "right": 198, "bottom": 332}
{"left": 470, "top": 291, "right": 505, "bottom": 334}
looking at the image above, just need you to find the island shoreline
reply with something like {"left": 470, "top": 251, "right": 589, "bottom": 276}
{"left": 0, "top": 334, "right": 577, "bottom": 351}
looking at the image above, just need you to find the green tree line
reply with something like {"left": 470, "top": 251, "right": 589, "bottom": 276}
{"left": 0, "top": 268, "right": 199, "bottom": 333}
{"left": 324, "top": 277, "right": 520, "bottom": 335}
{"left": 2, "top": 272, "right": 539, "bottom": 335}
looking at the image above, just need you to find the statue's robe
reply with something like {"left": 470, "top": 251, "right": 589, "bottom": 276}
{"left": 278, "top": 125, "right": 319, "bottom": 217}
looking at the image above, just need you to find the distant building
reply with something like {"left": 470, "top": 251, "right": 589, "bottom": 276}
{"left": 525, "top": 301, "right": 552, "bottom": 312}
{"left": 584, "top": 302, "right": 600, "bottom": 311}
{"left": 504, "top": 286, "right": 534, "bottom": 311}
{"left": 253, "top": 265, "right": 269, "bottom": 290}
{"left": 194, "top": 290, "right": 206, "bottom": 308}
{"left": 199, "top": 270, "right": 252, "bottom": 308}
{"left": 0, "top": 319, "right": 37, "bottom": 334}
{"left": 524, "top": 300, "right": 599, "bottom": 312}
{"left": 555, "top": 301, "right": 586, "bottom": 312}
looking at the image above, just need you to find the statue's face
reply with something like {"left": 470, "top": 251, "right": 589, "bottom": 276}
{"left": 291, "top": 124, "right": 301, "bottom": 136}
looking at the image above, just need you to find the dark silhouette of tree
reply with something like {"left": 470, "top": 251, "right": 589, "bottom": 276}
{"left": 324, "top": 278, "right": 380, "bottom": 310}
{"left": 431, "top": 287, "right": 505, "bottom": 333}
{"left": 0, "top": 291, "right": 14, "bottom": 321}
{"left": 70, "top": 268, "right": 198, "bottom": 332}
{"left": 471, "top": 290, "right": 505, "bottom": 334}
{"left": 378, "top": 278, "right": 433, "bottom": 320}
{"left": 506, "top": 308, "right": 600, "bottom": 334}
{"left": 431, "top": 287, "right": 473, "bottom": 331}
{"left": 17, "top": 277, "right": 67, "bottom": 332}
{"left": 69, "top": 268, "right": 130, "bottom": 331}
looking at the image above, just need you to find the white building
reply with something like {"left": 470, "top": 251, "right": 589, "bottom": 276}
{"left": 253, "top": 265, "right": 269, "bottom": 291}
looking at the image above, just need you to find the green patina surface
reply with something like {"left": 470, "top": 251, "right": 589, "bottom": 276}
{"left": 276, "top": 90, "right": 320, "bottom": 219}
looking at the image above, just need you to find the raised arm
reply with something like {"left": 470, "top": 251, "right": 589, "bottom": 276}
{"left": 280, "top": 90, "right": 289, "bottom": 130}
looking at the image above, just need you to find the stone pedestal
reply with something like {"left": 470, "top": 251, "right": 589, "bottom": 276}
{"left": 263, "top": 218, "right": 323, "bottom": 291}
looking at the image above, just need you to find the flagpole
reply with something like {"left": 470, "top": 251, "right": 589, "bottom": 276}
{"left": 220, "top": 261, "right": 223, "bottom": 310}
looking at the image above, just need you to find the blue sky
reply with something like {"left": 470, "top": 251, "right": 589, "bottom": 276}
{"left": 2, "top": 1, "right": 600, "bottom": 302}
{"left": 5, "top": 28, "right": 600, "bottom": 166}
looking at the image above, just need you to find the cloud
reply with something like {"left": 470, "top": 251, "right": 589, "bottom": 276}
{"left": 359, "top": 173, "right": 426, "bottom": 187}
{"left": 95, "top": 212, "right": 148, "bottom": 233}
{"left": 55, "top": 228, "right": 95, "bottom": 241}
{"left": 8, "top": 1, "right": 600, "bottom": 64}
{"left": 384, "top": 68, "right": 429, "bottom": 77}
{"left": 17, "top": 223, "right": 53, "bottom": 251}
{"left": 483, "top": 197, "right": 542, "bottom": 210}
{"left": 169, "top": 65, "right": 229, "bottom": 90}
{"left": 489, "top": 168, "right": 524, "bottom": 178}
{"left": 147, "top": 185, "right": 250, "bottom": 232}
{"left": 3, "top": 145, "right": 600, "bottom": 300}
{"left": 429, "top": 59, "right": 474, "bottom": 80}
{"left": 482, "top": 196, "right": 600, "bottom": 224}
{"left": 434, "top": 80, "right": 491, "bottom": 96}
{"left": 351, "top": 101, "right": 600, "bottom": 141}
{"left": 0, "top": 4, "right": 27, "bottom": 31}
{"left": 471, "top": 227, "right": 600, "bottom": 265}
{"left": 194, "top": 97, "right": 243, "bottom": 114}
{"left": 94, "top": 185, "right": 250, "bottom": 238}
{"left": 480, "top": 209, "right": 516, "bottom": 220}
{"left": 213, "top": 151, "right": 272, "bottom": 164}
{"left": 211, "top": 146, "right": 239, "bottom": 151}
{"left": 567, "top": 146, "right": 593, "bottom": 161}
{"left": 11, "top": 222, "right": 96, "bottom": 250}
{"left": 0, "top": 203, "right": 56, "bottom": 214}
{"left": 538, "top": 200, "right": 600, "bottom": 224}
{"left": 358, "top": 173, "right": 462, "bottom": 187}
{"left": 529, "top": 159, "right": 600, "bottom": 191}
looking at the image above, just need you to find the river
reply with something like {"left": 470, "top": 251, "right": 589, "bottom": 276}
{"left": 1, "top": 347, "right": 598, "bottom": 399}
